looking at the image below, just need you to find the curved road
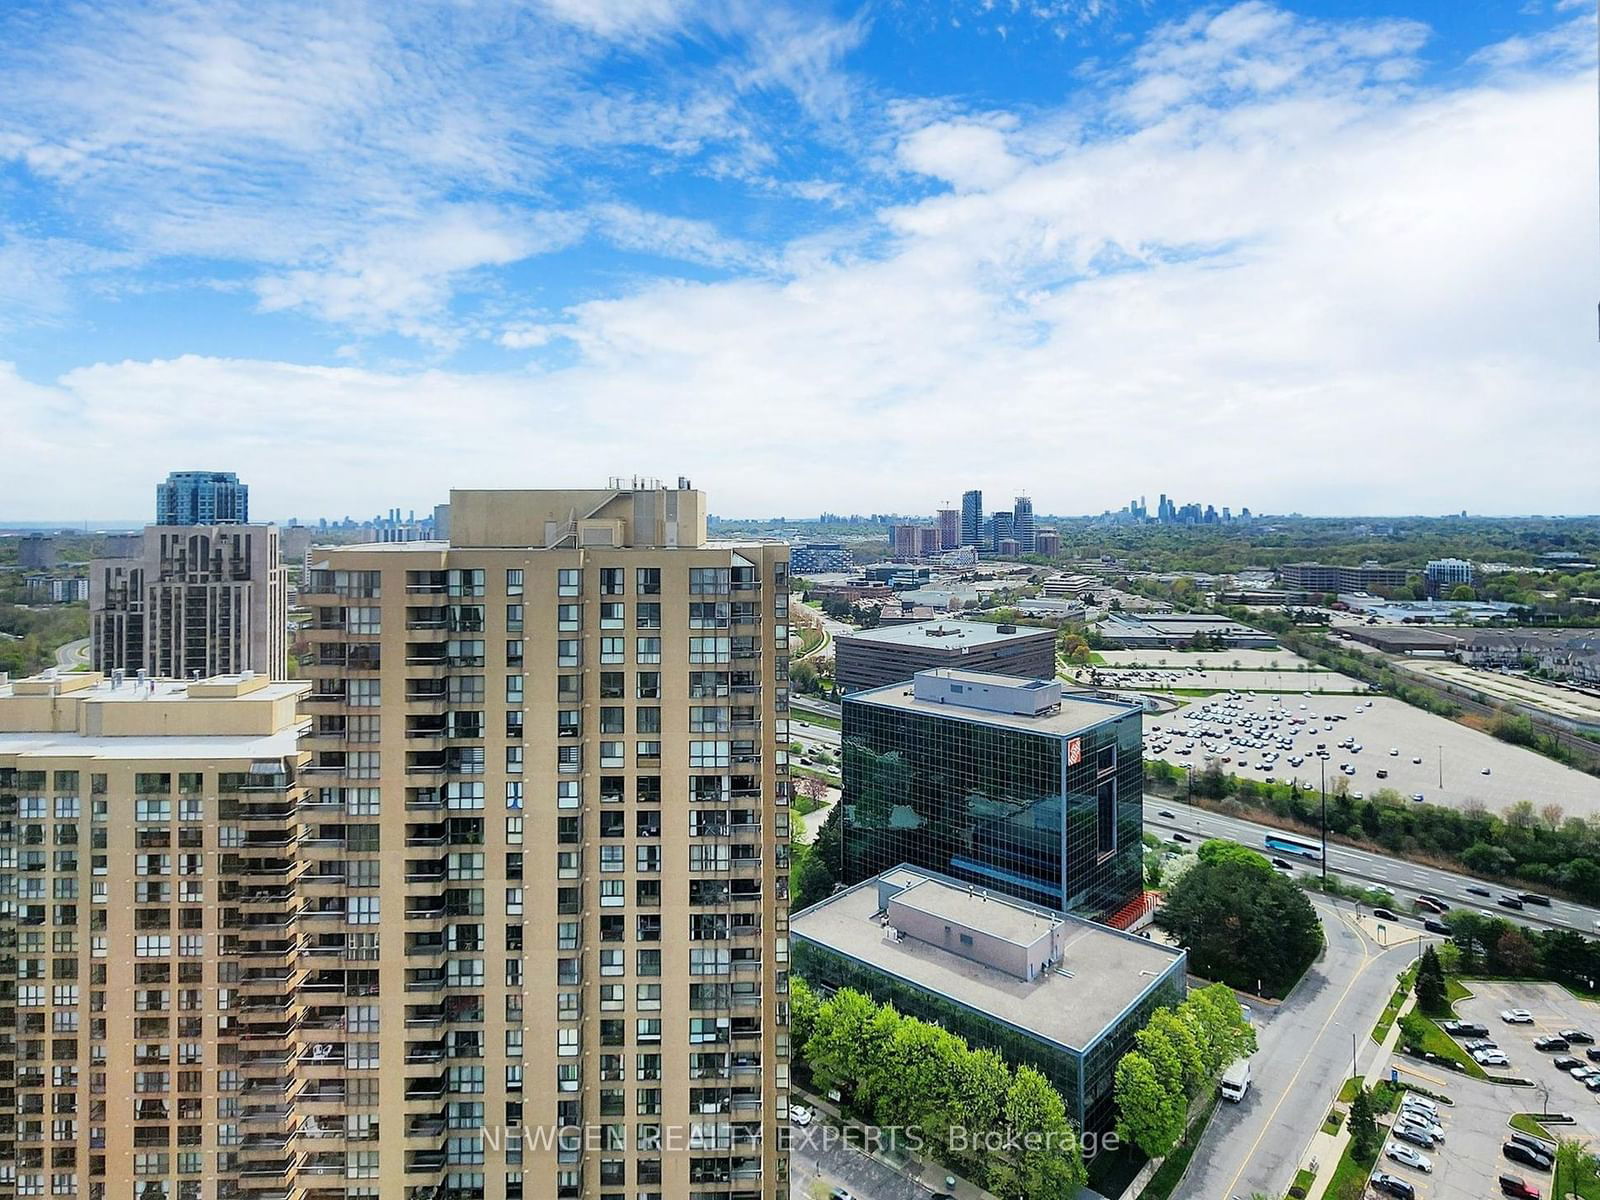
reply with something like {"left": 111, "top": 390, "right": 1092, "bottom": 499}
{"left": 55, "top": 637, "right": 90, "bottom": 669}
{"left": 1181, "top": 901, "right": 1425, "bottom": 1200}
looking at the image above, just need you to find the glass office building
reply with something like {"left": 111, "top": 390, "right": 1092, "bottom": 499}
{"left": 839, "top": 668, "right": 1145, "bottom": 918}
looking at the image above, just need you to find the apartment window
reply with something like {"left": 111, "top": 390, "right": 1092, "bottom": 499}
{"left": 555, "top": 781, "right": 579, "bottom": 810}
{"left": 506, "top": 640, "right": 524, "bottom": 666}
{"left": 689, "top": 636, "right": 729, "bottom": 664}
{"left": 557, "top": 1029, "right": 580, "bottom": 1058}
{"left": 637, "top": 707, "right": 661, "bottom": 734}
{"left": 636, "top": 637, "right": 662, "bottom": 664}
{"left": 690, "top": 567, "right": 730, "bottom": 593}
{"left": 600, "top": 880, "right": 625, "bottom": 907}
{"left": 347, "top": 897, "right": 379, "bottom": 925}
{"left": 505, "top": 604, "right": 524, "bottom": 633}
{"left": 506, "top": 676, "right": 523, "bottom": 704}
{"left": 635, "top": 602, "right": 661, "bottom": 629}
{"left": 505, "top": 747, "right": 523, "bottom": 773}
{"left": 347, "top": 606, "right": 381, "bottom": 634}
{"left": 637, "top": 671, "right": 661, "bottom": 699}
{"left": 447, "top": 569, "right": 485, "bottom": 597}
{"left": 599, "top": 707, "right": 625, "bottom": 734}
{"left": 557, "top": 604, "right": 581, "bottom": 632}
{"left": 636, "top": 984, "right": 661, "bottom": 1011}
{"left": 505, "top": 888, "right": 524, "bottom": 916}
{"left": 557, "top": 640, "right": 581, "bottom": 667}
{"left": 600, "top": 742, "right": 625, "bottom": 768}
{"left": 600, "top": 567, "right": 624, "bottom": 595}
{"left": 636, "top": 1019, "right": 661, "bottom": 1044}
{"left": 600, "top": 637, "right": 625, "bottom": 664}
{"left": 637, "top": 950, "right": 661, "bottom": 977}
{"left": 600, "top": 602, "right": 624, "bottom": 629}
{"left": 347, "top": 678, "right": 380, "bottom": 707}
{"left": 506, "top": 569, "right": 523, "bottom": 596}
{"left": 600, "top": 950, "right": 624, "bottom": 977}
{"left": 505, "top": 816, "right": 523, "bottom": 844}
{"left": 636, "top": 567, "right": 661, "bottom": 594}
{"left": 557, "top": 569, "right": 580, "bottom": 597}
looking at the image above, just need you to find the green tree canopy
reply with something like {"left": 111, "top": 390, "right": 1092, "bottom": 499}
{"left": 1113, "top": 1051, "right": 1186, "bottom": 1158}
{"left": 1157, "top": 858, "right": 1324, "bottom": 996}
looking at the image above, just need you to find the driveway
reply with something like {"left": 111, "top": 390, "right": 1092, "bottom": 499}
{"left": 789, "top": 1120, "right": 951, "bottom": 1200}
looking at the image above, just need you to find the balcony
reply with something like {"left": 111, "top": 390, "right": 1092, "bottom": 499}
{"left": 406, "top": 1114, "right": 447, "bottom": 1138}
{"left": 404, "top": 1075, "right": 447, "bottom": 1101}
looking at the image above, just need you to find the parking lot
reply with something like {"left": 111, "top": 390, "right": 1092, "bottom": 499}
{"left": 1373, "top": 981, "right": 1600, "bottom": 1200}
{"left": 1149, "top": 694, "right": 1600, "bottom": 819}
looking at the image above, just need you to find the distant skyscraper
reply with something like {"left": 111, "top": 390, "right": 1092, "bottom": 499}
{"left": 961, "top": 489, "right": 983, "bottom": 545}
{"left": 155, "top": 469, "right": 249, "bottom": 524}
{"left": 991, "top": 510, "right": 1014, "bottom": 553}
{"left": 937, "top": 507, "right": 961, "bottom": 550}
{"left": 1013, "top": 495, "right": 1035, "bottom": 554}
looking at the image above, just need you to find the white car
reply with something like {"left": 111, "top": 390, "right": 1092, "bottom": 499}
{"left": 1385, "top": 1143, "right": 1434, "bottom": 1173}
{"left": 790, "top": 1103, "right": 814, "bottom": 1127}
{"left": 1474, "top": 1049, "right": 1509, "bottom": 1066}
{"left": 1412, "top": 756, "right": 1423, "bottom": 764}
{"left": 1390, "top": 747, "right": 1399, "bottom": 756}
{"left": 1400, "top": 1096, "right": 1439, "bottom": 1120}
{"left": 1482, "top": 767, "right": 1492, "bottom": 775}
{"left": 1501, "top": 1009, "right": 1534, "bottom": 1024}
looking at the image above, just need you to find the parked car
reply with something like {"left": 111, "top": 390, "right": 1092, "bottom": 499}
{"left": 790, "top": 1103, "right": 814, "bottom": 1127}
{"left": 1534, "top": 1036, "right": 1571, "bottom": 1052}
{"left": 1561, "top": 1029, "right": 1594, "bottom": 1044}
{"left": 1391, "top": 1123, "right": 1435, "bottom": 1150}
{"left": 1549, "top": 1055, "right": 1581, "bottom": 1070}
{"left": 1475, "top": 1049, "right": 1510, "bottom": 1066}
{"left": 1398, "top": 1112, "right": 1444, "bottom": 1141}
{"left": 1500, "top": 1175, "right": 1542, "bottom": 1199}
{"left": 1443, "top": 1020, "right": 1489, "bottom": 1037}
{"left": 1371, "top": 1172, "right": 1417, "bottom": 1199}
{"left": 1504, "top": 1142, "right": 1554, "bottom": 1171}
{"left": 1465, "top": 1039, "right": 1499, "bottom": 1052}
{"left": 1400, "top": 1095, "right": 1439, "bottom": 1120}
{"left": 1502, "top": 1009, "right": 1535, "bottom": 1024}
{"left": 1385, "top": 1143, "right": 1434, "bottom": 1173}
{"left": 1509, "top": 1132, "right": 1555, "bottom": 1159}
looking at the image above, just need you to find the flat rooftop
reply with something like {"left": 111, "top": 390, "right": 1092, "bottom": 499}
{"left": 848, "top": 669, "right": 1137, "bottom": 736}
{"left": 0, "top": 676, "right": 305, "bottom": 705}
{"left": 794, "top": 870, "right": 1184, "bottom": 1051}
{"left": 0, "top": 729, "right": 303, "bottom": 761}
{"left": 838, "top": 619, "right": 1053, "bottom": 649}
{"left": 890, "top": 876, "right": 1059, "bottom": 948}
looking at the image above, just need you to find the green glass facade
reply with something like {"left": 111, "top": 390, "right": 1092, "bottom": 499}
{"left": 839, "top": 694, "right": 1145, "bottom": 917}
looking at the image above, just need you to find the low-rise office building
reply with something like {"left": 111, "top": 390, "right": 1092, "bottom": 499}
{"left": 1278, "top": 562, "right": 1408, "bottom": 592}
{"left": 834, "top": 619, "right": 1057, "bottom": 693}
{"left": 839, "top": 669, "right": 1144, "bottom": 917}
{"left": 1094, "top": 613, "right": 1276, "bottom": 650}
{"left": 792, "top": 866, "right": 1186, "bottom": 1133}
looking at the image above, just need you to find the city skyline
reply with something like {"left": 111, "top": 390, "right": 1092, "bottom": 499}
{"left": 0, "top": 1, "right": 1595, "bottom": 519}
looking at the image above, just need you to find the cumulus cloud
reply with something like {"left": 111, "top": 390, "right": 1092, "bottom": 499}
{"left": 0, "top": 2, "right": 1594, "bottom": 518}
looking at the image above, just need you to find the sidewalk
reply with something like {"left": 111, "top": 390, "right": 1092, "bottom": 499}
{"left": 1298, "top": 991, "right": 1415, "bottom": 1200}
{"left": 792, "top": 1085, "right": 1001, "bottom": 1200}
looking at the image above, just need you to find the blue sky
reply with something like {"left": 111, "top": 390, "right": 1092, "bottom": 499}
{"left": 0, "top": 0, "right": 1594, "bottom": 520}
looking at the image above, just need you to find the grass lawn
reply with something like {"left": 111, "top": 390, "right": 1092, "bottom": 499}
{"left": 1402, "top": 1012, "right": 1489, "bottom": 1080}
{"left": 1372, "top": 969, "right": 1416, "bottom": 1044}
{"left": 1510, "top": 1113, "right": 1553, "bottom": 1140}
{"left": 1445, "top": 978, "right": 1474, "bottom": 1006}
{"left": 1325, "top": 1082, "right": 1403, "bottom": 1200}
{"left": 1140, "top": 1097, "right": 1220, "bottom": 1200}
{"left": 1290, "top": 1166, "right": 1316, "bottom": 1198}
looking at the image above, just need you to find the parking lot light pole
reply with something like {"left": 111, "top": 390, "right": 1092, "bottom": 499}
{"left": 1320, "top": 757, "right": 1328, "bottom": 886}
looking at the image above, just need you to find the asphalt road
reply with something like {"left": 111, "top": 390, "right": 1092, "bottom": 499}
{"left": 1143, "top": 798, "right": 1600, "bottom": 934}
{"left": 792, "top": 719, "right": 842, "bottom": 749}
{"left": 55, "top": 637, "right": 89, "bottom": 668}
{"left": 1181, "top": 902, "right": 1424, "bottom": 1200}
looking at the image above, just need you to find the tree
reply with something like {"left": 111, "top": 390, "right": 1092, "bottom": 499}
{"left": 1436, "top": 941, "right": 1462, "bottom": 975}
{"left": 1557, "top": 1137, "right": 1600, "bottom": 1200}
{"left": 1497, "top": 928, "right": 1538, "bottom": 977}
{"left": 1156, "top": 856, "right": 1324, "bottom": 996}
{"left": 997, "top": 1066, "right": 1086, "bottom": 1199}
{"left": 1461, "top": 842, "right": 1515, "bottom": 877}
{"left": 791, "top": 975, "right": 820, "bottom": 1049}
{"left": 1146, "top": 1007, "right": 1207, "bottom": 1099}
{"left": 1399, "top": 1013, "right": 1430, "bottom": 1049}
{"left": 1348, "top": 1086, "right": 1378, "bottom": 1157}
{"left": 1415, "top": 945, "right": 1448, "bottom": 1015}
{"left": 1114, "top": 1051, "right": 1186, "bottom": 1158}
{"left": 790, "top": 846, "right": 836, "bottom": 910}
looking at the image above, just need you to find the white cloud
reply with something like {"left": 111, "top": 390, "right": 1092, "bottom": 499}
{"left": 0, "top": 3, "right": 1594, "bottom": 518}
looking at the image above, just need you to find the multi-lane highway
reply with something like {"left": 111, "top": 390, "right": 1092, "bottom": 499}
{"left": 1144, "top": 797, "right": 1600, "bottom": 933}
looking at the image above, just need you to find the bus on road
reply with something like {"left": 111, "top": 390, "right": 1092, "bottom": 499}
{"left": 1264, "top": 834, "right": 1323, "bottom": 863}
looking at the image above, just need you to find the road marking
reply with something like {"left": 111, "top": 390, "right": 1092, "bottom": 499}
{"left": 1392, "top": 1061, "right": 1452, "bottom": 1088}
{"left": 1218, "top": 908, "right": 1382, "bottom": 1199}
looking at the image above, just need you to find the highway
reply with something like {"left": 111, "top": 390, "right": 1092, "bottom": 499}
{"left": 1143, "top": 797, "right": 1600, "bottom": 934}
{"left": 55, "top": 637, "right": 90, "bottom": 669}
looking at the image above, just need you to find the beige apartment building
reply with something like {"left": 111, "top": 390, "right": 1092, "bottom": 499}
{"left": 0, "top": 669, "right": 313, "bottom": 1200}
{"left": 295, "top": 481, "right": 793, "bottom": 1200}
{"left": 91, "top": 525, "right": 288, "bottom": 681}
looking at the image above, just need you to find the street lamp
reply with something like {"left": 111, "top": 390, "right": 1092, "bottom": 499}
{"left": 1320, "top": 756, "right": 1328, "bottom": 886}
